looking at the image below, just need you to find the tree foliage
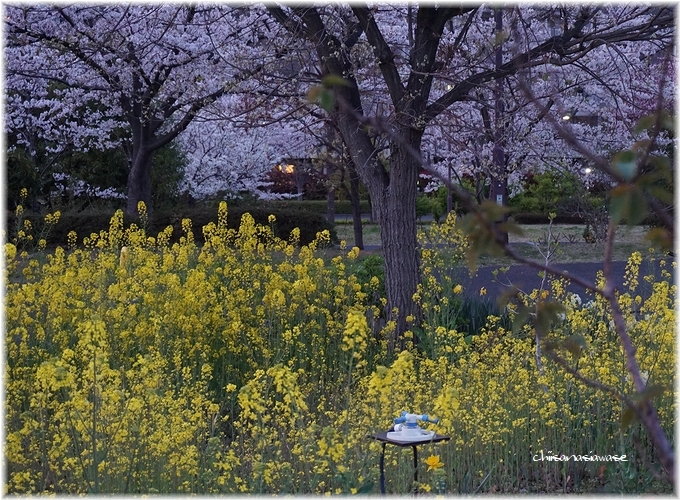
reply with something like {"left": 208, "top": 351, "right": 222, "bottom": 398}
{"left": 5, "top": 5, "right": 273, "bottom": 213}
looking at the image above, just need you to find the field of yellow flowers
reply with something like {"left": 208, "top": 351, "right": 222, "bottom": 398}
{"left": 4, "top": 202, "right": 675, "bottom": 494}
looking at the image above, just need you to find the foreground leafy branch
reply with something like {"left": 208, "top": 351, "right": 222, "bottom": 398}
{"left": 320, "top": 78, "right": 675, "bottom": 483}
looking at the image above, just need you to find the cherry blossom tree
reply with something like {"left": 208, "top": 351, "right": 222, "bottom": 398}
{"left": 421, "top": 13, "right": 675, "bottom": 208}
{"left": 264, "top": 4, "right": 674, "bottom": 347}
{"left": 178, "top": 94, "right": 269, "bottom": 200}
{"left": 179, "top": 113, "right": 324, "bottom": 201}
{"left": 4, "top": 4, "right": 273, "bottom": 214}
{"left": 4, "top": 62, "right": 125, "bottom": 207}
{"left": 179, "top": 120, "right": 273, "bottom": 200}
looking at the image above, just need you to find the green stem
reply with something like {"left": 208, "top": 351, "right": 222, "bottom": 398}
{"left": 92, "top": 353, "right": 99, "bottom": 494}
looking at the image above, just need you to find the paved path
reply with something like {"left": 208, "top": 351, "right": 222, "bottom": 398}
{"left": 459, "top": 259, "right": 674, "bottom": 301}
{"left": 359, "top": 244, "right": 674, "bottom": 300}
{"left": 457, "top": 261, "right": 626, "bottom": 299}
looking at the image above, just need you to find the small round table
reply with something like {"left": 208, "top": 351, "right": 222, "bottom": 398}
{"left": 370, "top": 431, "right": 450, "bottom": 495}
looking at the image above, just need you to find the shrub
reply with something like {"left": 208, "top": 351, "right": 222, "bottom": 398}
{"left": 509, "top": 171, "right": 614, "bottom": 242}
{"left": 510, "top": 212, "right": 586, "bottom": 224}
{"left": 264, "top": 199, "right": 372, "bottom": 216}
{"left": 10, "top": 201, "right": 336, "bottom": 249}
{"left": 509, "top": 171, "right": 580, "bottom": 216}
{"left": 353, "top": 254, "right": 386, "bottom": 301}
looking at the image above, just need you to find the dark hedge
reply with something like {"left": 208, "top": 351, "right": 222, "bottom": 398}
{"left": 509, "top": 213, "right": 587, "bottom": 224}
{"left": 10, "top": 203, "right": 337, "bottom": 249}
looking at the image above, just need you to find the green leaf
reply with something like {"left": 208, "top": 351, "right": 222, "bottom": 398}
{"left": 631, "top": 139, "right": 652, "bottom": 152}
{"left": 647, "top": 156, "right": 673, "bottom": 181}
{"left": 321, "top": 74, "right": 351, "bottom": 88}
{"left": 660, "top": 111, "right": 675, "bottom": 131}
{"left": 465, "top": 251, "right": 479, "bottom": 275}
{"left": 633, "top": 111, "right": 674, "bottom": 133}
{"left": 612, "top": 150, "right": 638, "bottom": 181}
{"left": 306, "top": 85, "right": 322, "bottom": 103}
{"left": 497, "top": 221, "right": 524, "bottom": 236}
{"left": 644, "top": 228, "right": 673, "bottom": 251}
{"left": 609, "top": 184, "right": 649, "bottom": 226}
{"left": 307, "top": 85, "right": 336, "bottom": 112}
{"left": 543, "top": 339, "right": 558, "bottom": 352}
{"left": 627, "top": 186, "right": 649, "bottom": 226}
{"left": 479, "top": 199, "right": 511, "bottom": 221}
{"left": 319, "top": 89, "right": 335, "bottom": 112}
{"left": 620, "top": 406, "right": 637, "bottom": 430}
{"left": 631, "top": 384, "right": 667, "bottom": 403}
{"left": 634, "top": 114, "right": 657, "bottom": 134}
{"left": 497, "top": 287, "right": 519, "bottom": 308}
{"left": 511, "top": 306, "right": 530, "bottom": 335}
{"left": 645, "top": 185, "right": 674, "bottom": 205}
{"left": 459, "top": 213, "right": 493, "bottom": 274}
{"left": 535, "top": 301, "right": 565, "bottom": 336}
{"left": 562, "top": 334, "right": 587, "bottom": 359}
{"left": 460, "top": 203, "right": 510, "bottom": 274}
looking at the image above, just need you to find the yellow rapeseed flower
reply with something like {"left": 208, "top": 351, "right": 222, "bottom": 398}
{"left": 67, "top": 230, "right": 78, "bottom": 248}
{"left": 425, "top": 455, "right": 444, "bottom": 472}
{"left": 5, "top": 242, "right": 17, "bottom": 261}
{"left": 347, "top": 246, "right": 360, "bottom": 259}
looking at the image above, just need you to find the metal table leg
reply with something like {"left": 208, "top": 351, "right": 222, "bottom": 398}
{"left": 412, "top": 445, "right": 418, "bottom": 495}
{"left": 379, "top": 442, "right": 386, "bottom": 495}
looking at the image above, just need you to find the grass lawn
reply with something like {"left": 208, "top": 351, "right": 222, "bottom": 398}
{"left": 333, "top": 221, "right": 657, "bottom": 264}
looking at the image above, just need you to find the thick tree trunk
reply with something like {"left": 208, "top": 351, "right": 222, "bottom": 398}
{"left": 332, "top": 94, "right": 423, "bottom": 351}
{"left": 125, "top": 148, "right": 154, "bottom": 216}
{"left": 334, "top": 116, "right": 410, "bottom": 348}
{"left": 378, "top": 145, "right": 421, "bottom": 350}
